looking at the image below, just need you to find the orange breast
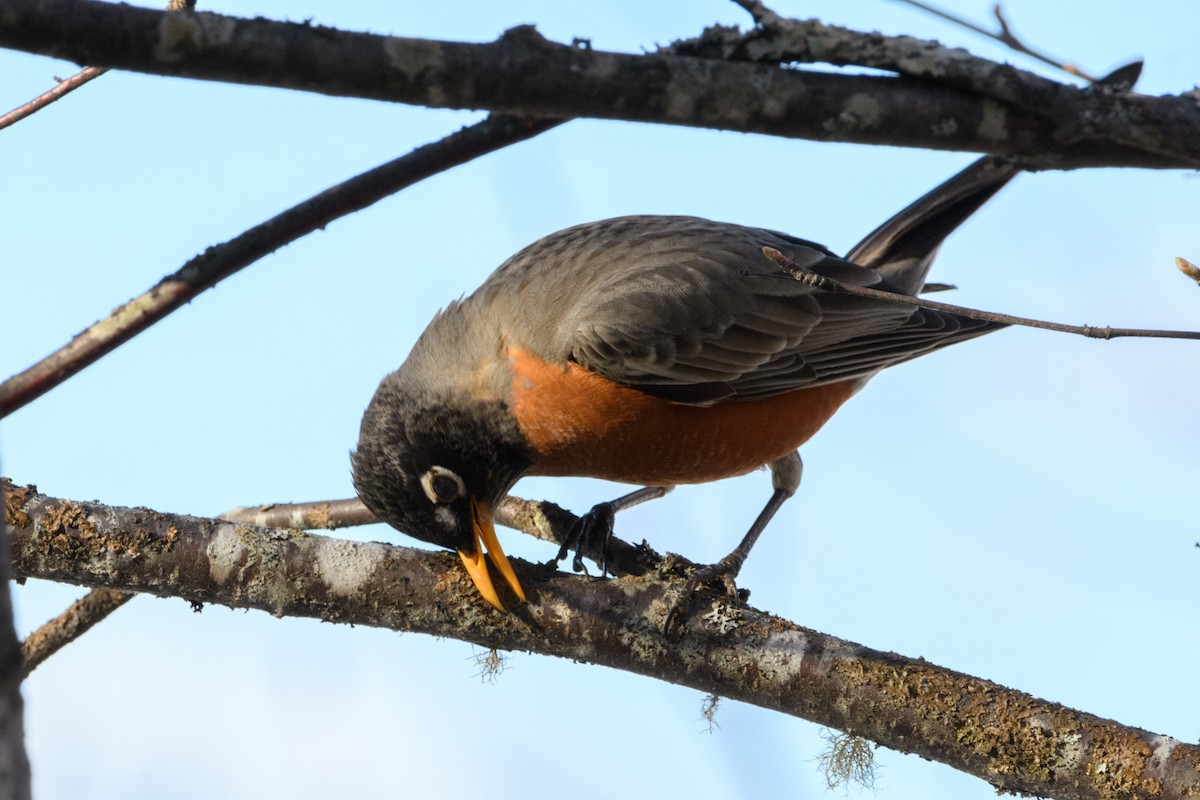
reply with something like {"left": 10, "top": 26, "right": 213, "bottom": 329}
{"left": 507, "top": 347, "right": 859, "bottom": 485}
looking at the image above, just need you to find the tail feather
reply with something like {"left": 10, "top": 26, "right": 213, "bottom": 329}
{"left": 846, "top": 157, "right": 1020, "bottom": 296}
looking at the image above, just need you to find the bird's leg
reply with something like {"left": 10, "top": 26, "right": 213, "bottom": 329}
{"left": 666, "top": 452, "right": 802, "bottom": 632}
{"left": 556, "top": 486, "right": 672, "bottom": 577}
{"left": 680, "top": 487, "right": 791, "bottom": 597}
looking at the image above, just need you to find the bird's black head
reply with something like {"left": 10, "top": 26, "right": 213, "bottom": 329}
{"left": 351, "top": 368, "right": 532, "bottom": 609}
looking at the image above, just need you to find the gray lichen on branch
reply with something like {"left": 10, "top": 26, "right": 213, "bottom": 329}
{"left": 6, "top": 479, "right": 1200, "bottom": 800}
{"left": 0, "top": 0, "right": 1195, "bottom": 168}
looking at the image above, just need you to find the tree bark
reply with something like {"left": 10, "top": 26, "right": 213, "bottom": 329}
{"left": 0, "top": 487, "right": 31, "bottom": 799}
{"left": 20, "top": 587, "right": 133, "bottom": 676}
{"left": 1, "top": 0, "right": 1197, "bottom": 168}
{"left": 5, "top": 480, "right": 1198, "bottom": 800}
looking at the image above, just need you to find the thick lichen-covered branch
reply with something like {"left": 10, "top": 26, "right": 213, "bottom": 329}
{"left": 5, "top": 481, "right": 1198, "bottom": 800}
{"left": 0, "top": 0, "right": 1195, "bottom": 168}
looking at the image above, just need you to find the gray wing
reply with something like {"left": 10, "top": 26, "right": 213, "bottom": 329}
{"left": 484, "top": 159, "right": 1016, "bottom": 405}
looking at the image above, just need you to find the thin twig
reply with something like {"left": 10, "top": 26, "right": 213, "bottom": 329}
{"left": 219, "top": 498, "right": 376, "bottom": 530}
{"left": 220, "top": 494, "right": 661, "bottom": 578}
{"left": 991, "top": 5, "right": 1095, "bottom": 81}
{"left": 0, "top": 66, "right": 108, "bottom": 132}
{"left": 496, "top": 494, "right": 663, "bottom": 577}
{"left": 891, "top": 0, "right": 1097, "bottom": 81}
{"left": 0, "top": 113, "right": 562, "bottom": 418}
{"left": 20, "top": 588, "right": 133, "bottom": 676}
{"left": 0, "top": 0, "right": 195, "bottom": 132}
{"left": 762, "top": 247, "right": 1200, "bottom": 341}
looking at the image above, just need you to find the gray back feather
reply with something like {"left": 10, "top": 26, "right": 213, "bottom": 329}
{"left": 443, "top": 158, "right": 1018, "bottom": 406}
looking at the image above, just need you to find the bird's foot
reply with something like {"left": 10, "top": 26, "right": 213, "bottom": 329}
{"left": 664, "top": 556, "right": 750, "bottom": 635}
{"left": 553, "top": 500, "right": 616, "bottom": 577}
{"left": 551, "top": 487, "right": 671, "bottom": 578}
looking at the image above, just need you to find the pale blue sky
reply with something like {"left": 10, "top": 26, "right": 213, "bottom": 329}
{"left": 4, "top": 2, "right": 1198, "bottom": 798}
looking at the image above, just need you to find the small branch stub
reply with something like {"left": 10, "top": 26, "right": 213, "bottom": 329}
{"left": 1176, "top": 256, "right": 1200, "bottom": 285}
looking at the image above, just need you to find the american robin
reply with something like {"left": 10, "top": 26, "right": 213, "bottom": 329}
{"left": 352, "top": 157, "right": 1018, "bottom": 613}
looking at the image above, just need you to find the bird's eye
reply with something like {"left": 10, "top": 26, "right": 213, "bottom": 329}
{"left": 420, "top": 466, "right": 465, "bottom": 504}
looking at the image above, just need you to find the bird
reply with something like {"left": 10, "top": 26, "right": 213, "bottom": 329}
{"left": 352, "top": 156, "right": 1018, "bottom": 615}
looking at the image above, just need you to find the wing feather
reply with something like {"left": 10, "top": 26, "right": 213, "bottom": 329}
{"left": 478, "top": 159, "right": 1016, "bottom": 406}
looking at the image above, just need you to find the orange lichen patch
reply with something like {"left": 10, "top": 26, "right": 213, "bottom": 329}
{"left": 32, "top": 499, "right": 177, "bottom": 565}
{"left": 43, "top": 500, "right": 96, "bottom": 538}
{"left": 3, "top": 480, "right": 32, "bottom": 528}
{"left": 1085, "top": 726, "right": 1160, "bottom": 800}
{"left": 435, "top": 565, "right": 469, "bottom": 595}
{"left": 508, "top": 346, "right": 857, "bottom": 485}
{"left": 310, "top": 503, "right": 334, "bottom": 530}
{"left": 35, "top": 501, "right": 107, "bottom": 562}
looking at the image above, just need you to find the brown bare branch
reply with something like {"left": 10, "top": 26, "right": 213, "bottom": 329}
{"left": 0, "top": 0, "right": 1195, "bottom": 168}
{"left": 6, "top": 480, "right": 1199, "bottom": 800}
{"left": 0, "top": 66, "right": 107, "bottom": 132}
{"left": 19, "top": 588, "right": 133, "bottom": 676}
{"left": 0, "top": 0, "right": 195, "bottom": 132}
{"left": 0, "top": 113, "right": 561, "bottom": 417}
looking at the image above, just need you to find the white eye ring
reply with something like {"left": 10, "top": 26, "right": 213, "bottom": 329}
{"left": 420, "top": 466, "right": 466, "bottom": 504}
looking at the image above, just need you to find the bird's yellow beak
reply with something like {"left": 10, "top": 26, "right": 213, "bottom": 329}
{"left": 457, "top": 498, "right": 526, "bottom": 611}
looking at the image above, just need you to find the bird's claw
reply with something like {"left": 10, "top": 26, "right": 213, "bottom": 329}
{"left": 664, "top": 558, "right": 750, "bottom": 635}
{"left": 554, "top": 501, "right": 616, "bottom": 577}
